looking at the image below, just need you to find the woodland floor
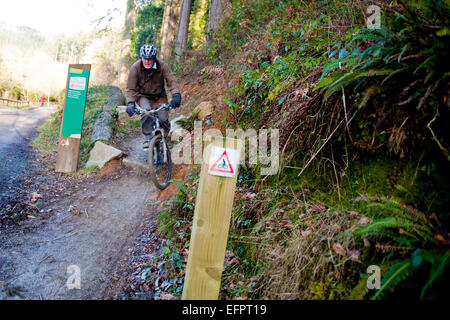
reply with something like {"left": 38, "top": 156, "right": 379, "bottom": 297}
{"left": 0, "top": 116, "right": 186, "bottom": 300}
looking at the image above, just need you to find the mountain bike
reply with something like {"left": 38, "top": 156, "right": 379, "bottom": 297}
{"left": 135, "top": 103, "right": 172, "bottom": 190}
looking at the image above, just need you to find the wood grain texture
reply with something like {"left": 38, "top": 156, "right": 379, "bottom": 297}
{"left": 182, "top": 136, "right": 243, "bottom": 300}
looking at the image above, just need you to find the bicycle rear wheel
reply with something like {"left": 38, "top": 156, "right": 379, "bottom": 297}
{"left": 148, "top": 135, "right": 172, "bottom": 190}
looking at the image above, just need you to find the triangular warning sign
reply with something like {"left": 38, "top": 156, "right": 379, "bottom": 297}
{"left": 209, "top": 150, "right": 234, "bottom": 174}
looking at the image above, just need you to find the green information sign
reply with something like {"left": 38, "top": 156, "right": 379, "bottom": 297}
{"left": 61, "top": 68, "right": 90, "bottom": 137}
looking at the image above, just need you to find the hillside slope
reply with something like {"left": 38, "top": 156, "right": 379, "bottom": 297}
{"left": 120, "top": 0, "right": 450, "bottom": 300}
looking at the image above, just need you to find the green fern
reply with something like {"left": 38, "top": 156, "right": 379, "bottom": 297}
{"left": 353, "top": 196, "right": 449, "bottom": 299}
{"left": 372, "top": 259, "right": 414, "bottom": 300}
{"left": 346, "top": 276, "right": 370, "bottom": 300}
{"left": 421, "top": 250, "right": 450, "bottom": 299}
{"left": 354, "top": 217, "right": 417, "bottom": 237}
{"left": 322, "top": 69, "right": 394, "bottom": 100}
{"left": 314, "top": 0, "right": 450, "bottom": 155}
{"left": 362, "top": 199, "right": 435, "bottom": 242}
{"left": 353, "top": 217, "right": 432, "bottom": 241}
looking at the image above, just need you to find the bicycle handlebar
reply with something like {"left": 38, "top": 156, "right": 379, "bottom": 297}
{"left": 134, "top": 103, "right": 171, "bottom": 117}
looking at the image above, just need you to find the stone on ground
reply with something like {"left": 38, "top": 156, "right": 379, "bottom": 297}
{"left": 86, "top": 141, "right": 124, "bottom": 169}
{"left": 193, "top": 101, "right": 214, "bottom": 120}
{"left": 169, "top": 115, "right": 188, "bottom": 138}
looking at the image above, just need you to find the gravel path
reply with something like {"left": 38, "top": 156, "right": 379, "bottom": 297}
{"left": 0, "top": 114, "right": 164, "bottom": 299}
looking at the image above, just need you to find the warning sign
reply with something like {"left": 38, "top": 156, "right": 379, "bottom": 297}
{"left": 208, "top": 146, "right": 240, "bottom": 178}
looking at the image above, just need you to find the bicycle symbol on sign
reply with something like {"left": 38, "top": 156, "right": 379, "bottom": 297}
{"left": 217, "top": 158, "right": 229, "bottom": 170}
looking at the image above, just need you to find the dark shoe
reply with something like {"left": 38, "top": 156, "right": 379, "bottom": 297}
{"left": 143, "top": 140, "right": 150, "bottom": 149}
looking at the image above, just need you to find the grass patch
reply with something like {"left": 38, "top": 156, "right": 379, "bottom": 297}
{"left": 125, "top": 119, "right": 141, "bottom": 129}
{"left": 32, "top": 109, "right": 63, "bottom": 154}
{"left": 77, "top": 164, "right": 98, "bottom": 175}
{"left": 32, "top": 85, "right": 114, "bottom": 165}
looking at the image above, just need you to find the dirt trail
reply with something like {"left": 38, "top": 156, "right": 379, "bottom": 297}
{"left": 0, "top": 127, "right": 173, "bottom": 299}
{"left": 0, "top": 168, "right": 162, "bottom": 299}
{"left": 0, "top": 106, "right": 57, "bottom": 207}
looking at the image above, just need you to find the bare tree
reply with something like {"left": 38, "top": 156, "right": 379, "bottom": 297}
{"left": 208, "top": 0, "right": 223, "bottom": 32}
{"left": 174, "top": 0, "right": 193, "bottom": 61}
{"left": 159, "top": 0, "right": 181, "bottom": 60}
{"left": 118, "top": 0, "right": 136, "bottom": 89}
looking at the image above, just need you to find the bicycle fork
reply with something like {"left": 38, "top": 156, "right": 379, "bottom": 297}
{"left": 152, "top": 136, "right": 169, "bottom": 164}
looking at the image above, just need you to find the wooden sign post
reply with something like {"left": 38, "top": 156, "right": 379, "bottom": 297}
{"left": 182, "top": 136, "right": 243, "bottom": 300}
{"left": 55, "top": 64, "right": 91, "bottom": 173}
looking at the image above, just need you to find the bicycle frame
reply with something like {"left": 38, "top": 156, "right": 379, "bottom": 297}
{"left": 135, "top": 103, "right": 170, "bottom": 163}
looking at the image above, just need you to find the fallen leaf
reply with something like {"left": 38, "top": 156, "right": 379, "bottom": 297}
{"left": 332, "top": 243, "right": 346, "bottom": 256}
{"left": 161, "top": 293, "right": 177, "bottom": 300}
{"left": 265, "top": 220, "right": 274, "bottom": 228}
{"left": 363, "top": 237, "right": 371, "bottom": 248}
{"left": 359, "top": 217, "right": 372, "bottom": 226}
{"left": 331, "top": 223, "right": 340, "bottom": 231}
{"left": 434, "top": 234, "right": 446, "bottom": 245}
{"left": 244, "top": 192, "right": 257, "bottom": 200}
{"left": 347, "top": 250, "right": 360, "bottom": 260}
{"left": 301, "top": 230, "right": 312, "bottom": 237}
{"left": 279, "top": 216, "right": 293, "bottom": 229}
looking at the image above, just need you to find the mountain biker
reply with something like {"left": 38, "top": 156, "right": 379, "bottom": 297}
{"left": 126, "top": 44, "right": 182, "bottom": 149}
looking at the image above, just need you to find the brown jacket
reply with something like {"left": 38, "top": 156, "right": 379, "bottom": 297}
{"left": 126, "top": 58, "right": 180, "bottom": 103}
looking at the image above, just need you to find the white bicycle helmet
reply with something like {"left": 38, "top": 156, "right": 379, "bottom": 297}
{"left": 140, "top": 44, "right": 157, "bottom": 59}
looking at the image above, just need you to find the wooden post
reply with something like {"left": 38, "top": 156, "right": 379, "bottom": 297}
{"left": 55, "top": 64, "right": 91, "bottom": 173}
{"left": 182, "top": 136, "right": 243, "bottom": 300}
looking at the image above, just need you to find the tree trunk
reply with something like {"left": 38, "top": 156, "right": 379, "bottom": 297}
{"left": 159, "top": 0, "right": 181, "bottom": 60}
{"left": 174, "top": 0, "right": 192, "bottom": 61}
{"left": 208, "top": 0, "right": 223, "bottom": 32}
{"left": 118, "top": 0, "right": 136, "bottom": 90}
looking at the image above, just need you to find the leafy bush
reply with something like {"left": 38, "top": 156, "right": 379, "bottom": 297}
{"left": 352, "top": 197, "right": 449, "bottom": 299}
{"left": 130, "top": 1, "right": 164, "bottom": 61}
{"left": 315, "top": 0, "right": 450, "bottom": 158}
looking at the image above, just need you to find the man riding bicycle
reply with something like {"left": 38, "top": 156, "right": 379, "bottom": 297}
{"left": 126, "top": 44, "right": 182, "bottom": 149}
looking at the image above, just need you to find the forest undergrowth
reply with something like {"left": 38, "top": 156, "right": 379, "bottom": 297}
{"left": 149, "top": 0, "right": 450, "bottom": 300}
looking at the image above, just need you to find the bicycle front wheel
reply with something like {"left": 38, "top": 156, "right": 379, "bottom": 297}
{"left": 148, "top": 135, "right": 172, "bottom": 190}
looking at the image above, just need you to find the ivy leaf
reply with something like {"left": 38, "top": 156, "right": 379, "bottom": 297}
{"left": 339, "top": 47, "right": 348, "bottom": 59}
{"left": 412, "top": 249, "right": 423, "bottom": 268}
{"left": 169, "top": 179, "right": 187, "bottom": 194}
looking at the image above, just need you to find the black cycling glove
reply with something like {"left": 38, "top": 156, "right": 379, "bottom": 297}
{"left": 169, "top": 93, "right": 181, "bottom": 109}
{"left": 126, "top": 101, "right": 136, "bottom": 116}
